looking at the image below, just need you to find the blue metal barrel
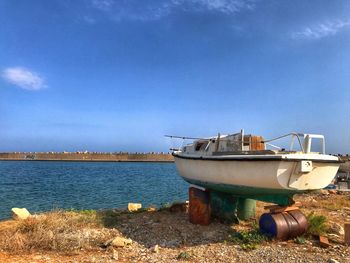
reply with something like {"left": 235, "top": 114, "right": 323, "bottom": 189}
{"left": 259, "top": 210, "right": 308, "bottom": 240}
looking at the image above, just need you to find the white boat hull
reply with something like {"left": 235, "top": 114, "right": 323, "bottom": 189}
{"left": 174, "top": 154, "right": 340, "bottom": 194}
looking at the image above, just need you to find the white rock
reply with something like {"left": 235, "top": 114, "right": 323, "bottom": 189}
{"left": 111, "top": 249, "right": 118, "bottom": 260}
{"left": 109, "top": 237, "right": 132, "bottom": 247}
{"left": 151, "top": 244, "right": 160, "bottom": 253}
{"left": 328, "top": 259, "right": 340, "bottom": 263}
{"left": 329, "top": 222, "right": 344, "bottom": 236}
{"left": 11, "top": 208, "right": 31, "bottom": 220}
{"left": 320, "top": 189, "right": 329, "bottom": 195}
{"left": 327, "top": 233, "right": 340, "bottom": 238}
{"left": 128, "top": 203, "right": 142, "bottom": 212}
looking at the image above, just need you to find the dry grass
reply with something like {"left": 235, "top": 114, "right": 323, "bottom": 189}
{"left": 312, "top": 197, "right": 350, "bottom": 211}
{"left": 1, "top": 193, "right": 349, "bottom": 256}
{"left": 0, "top": 210, "right": 114, "bottom": 253}
{"left": 296, "top": 193, "right": 350, "bottom": 217}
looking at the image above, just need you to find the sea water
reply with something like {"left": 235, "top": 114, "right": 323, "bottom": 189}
{"left": 0, "top": 161, "right": 188, "bottom": 220}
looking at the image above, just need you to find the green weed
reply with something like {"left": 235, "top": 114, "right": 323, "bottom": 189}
{"left": 306, "top": 212, "right": 327, "bottom": 236}
{"left": 227, "top": 227, "right": 268, "bottom": 250}
{"left": 294, "top": 236, "right": 306, "bottom": 244}
{"left": 177, "top": 251, "right": 191, "bottom": 260}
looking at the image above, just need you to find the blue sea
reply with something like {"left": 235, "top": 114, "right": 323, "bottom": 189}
{"left": 0, "top": 161, "right": 188, "bottom": 220}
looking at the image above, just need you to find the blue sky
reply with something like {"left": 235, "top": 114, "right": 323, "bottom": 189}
{"left": 0, "top": 0, "right": 349, "bottom": 153}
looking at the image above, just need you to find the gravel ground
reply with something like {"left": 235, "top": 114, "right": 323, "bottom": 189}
{"left": 0, "top": 191, "right": 350, "bottom": 263}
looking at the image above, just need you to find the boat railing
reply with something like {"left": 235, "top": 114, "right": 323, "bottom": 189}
{"left": 263, "top": 133, "right": 304, "bottom": 152}
{"left": 166, "top": 132, "right": 326, "bottom": 154}
{"left": 263, "top": 132, "right": 326, "bottom": 154}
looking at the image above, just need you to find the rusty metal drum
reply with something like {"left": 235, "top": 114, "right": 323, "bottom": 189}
{"left": 288, "top": 209, "right": 308, "bottom": 236}
{"left": 259, "top": 210, "right": 308, "bottom": 240}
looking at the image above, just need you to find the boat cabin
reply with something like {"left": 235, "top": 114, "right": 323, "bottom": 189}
{"left": 182, "top": 131, "right": 265, "bottom": 156}
{"left": 181, "top": 131, "right": 326, "bottom": 156}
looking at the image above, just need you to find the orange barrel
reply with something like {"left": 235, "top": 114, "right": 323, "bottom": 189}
{"left": 259, "top": 210, "right": 308, "bottom": 240}
{"left": 188, "top": 187, "right": 211, "bottom": 225}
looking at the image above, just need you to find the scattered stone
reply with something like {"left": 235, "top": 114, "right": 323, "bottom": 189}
{"left": 320, "top": 190, "right": 329, "bottom": 196}
{"left": 111, "top": 250, "right": 118, "bottom": 260}
{"left": 150, "top": 244, "right": 160, "bottom": 253}
{"left": 328, "top": 190, "right": 337, "bottom": 194}
{"left": 128, "top": 203, "right": 142, "bottom": 212}
{"left": 328, "top": 259, "right": 340, "bottom": 263}
{"left": 106, "top": 246, "right": 119, "bottom": 260}
{"left": 329, "top": 222, "right": 344, "bottom": 236}
{"left": 147, "top": 207, "right": 157, "bottom": 212}
{"left": 169, "top": 202, "right": 188, "bottom": 213}
{"left": 11, "top": 207, "right": 31, "bottom": 220}
{"left": 105, "top": 237, "right": 133, "bottom": 248}
{"left": 4, "top": 193, "right": 350, "bottom": 262}
{"left": 319, "top": 235, "right": 331, "bottom": 248}
{"left": 202, "top": 231, "right": 216, "bottom": 240}
{"left": 327, "top": 233, "right": 340, "bottom": 239}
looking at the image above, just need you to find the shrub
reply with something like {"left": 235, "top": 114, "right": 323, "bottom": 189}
{"left": 177, "top": 251, "right": 191, "bottom": 260}
{"left": 294, "top": 236, "right": 306, "bottom": 244}
{"left": 227, "top": 227, "right": 268, "bottom": 250}
{"left": 306, "top": 212, "right": 327, "bottom": 236}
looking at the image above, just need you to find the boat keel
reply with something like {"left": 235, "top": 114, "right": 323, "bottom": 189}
{"left": 188, "top": 186, "right": 308, "bottom": 240}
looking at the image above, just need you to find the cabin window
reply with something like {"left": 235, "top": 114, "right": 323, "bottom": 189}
{"left": 243, "top": 136, "right": 250, "bottom": 146}
{"left": 195, "top": 141, "right": 208, "bottom": 151}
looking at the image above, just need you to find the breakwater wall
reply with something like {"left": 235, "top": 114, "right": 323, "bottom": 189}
{"left": 0, "top": 152, "right": 174, "bottom": 162}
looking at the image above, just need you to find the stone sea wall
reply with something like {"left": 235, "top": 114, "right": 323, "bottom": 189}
{"left": 0, "top": 152, "right": 174, "bottom": 162}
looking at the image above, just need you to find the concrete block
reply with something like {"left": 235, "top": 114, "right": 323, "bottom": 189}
{"left": 128, "top": 203, "right": 142, "bottom": 212}
{"left": 11, "top": 208, "right": 31, "bottom": 220}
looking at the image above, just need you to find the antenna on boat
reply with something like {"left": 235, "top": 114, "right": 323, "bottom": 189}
{"left": 164, "top": 135, "right": 204, "bottom": 140}
{"left": 214, "top": 133, "right": 221, "bottom": 152}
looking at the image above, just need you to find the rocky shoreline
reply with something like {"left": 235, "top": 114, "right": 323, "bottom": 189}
{"left": 0, "top": 190, "right": 350, "bottom": 263}
{"left": 1, "top": 191, "right": 350, "bottom": 262}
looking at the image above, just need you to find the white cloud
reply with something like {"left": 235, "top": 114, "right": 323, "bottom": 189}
{"left": 186, "top": 0, "right": 256, "bottom": 14}
{"left": 82, "top": 15, "right": 96, "bottom": 24}
{"left": 90, "top": 0, "right": 256, "bottom": 22}
{"left": 2, "top": 67, "right": 47, "bottom": 91}
{"left": 291, "top": 19, "right": 350, "bottom": 40}
{"left": 91, "top": 0, "right": 114, "bottom": 11}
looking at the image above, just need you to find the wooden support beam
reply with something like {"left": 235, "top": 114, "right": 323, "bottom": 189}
{"left": 344, "top": 223, "right": 350, "bottom": 245}
{"left": 264, "top": 202, "right": 302, "bottom": 214}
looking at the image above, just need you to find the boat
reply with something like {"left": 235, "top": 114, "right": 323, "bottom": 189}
{"left": 169, "top": 130, "right": 342, "bottom": 206}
